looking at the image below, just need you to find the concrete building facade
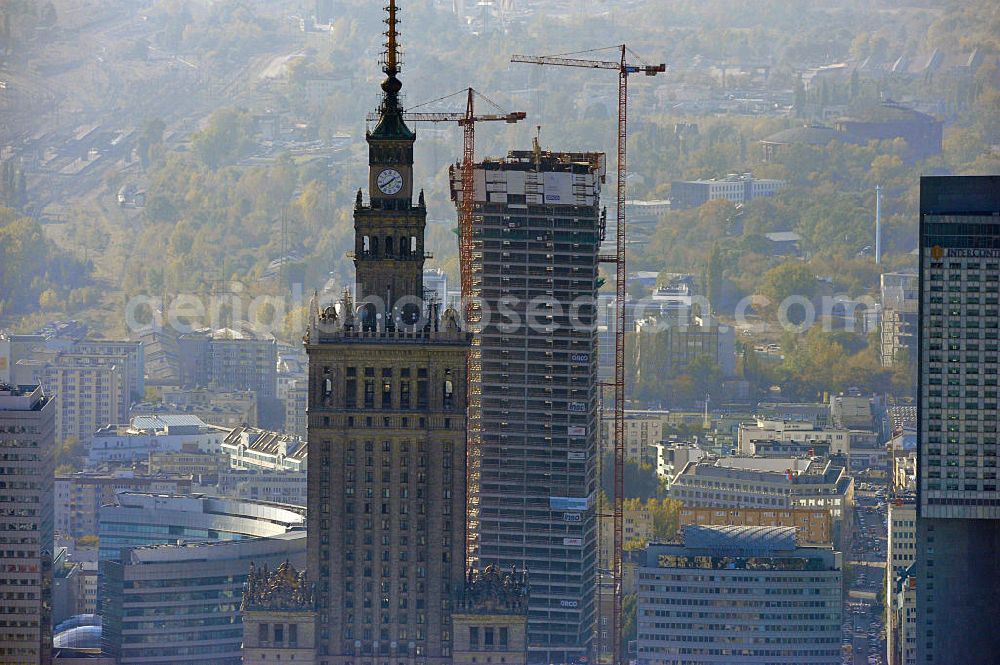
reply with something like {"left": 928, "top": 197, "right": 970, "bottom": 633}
{"left": 453, "top": 146, "right": 605, "bottom": 663}
{"left": 670, "top": 172, "right": 786, "bottom": 209}
{"left": 101, "top": 531, "right": 306, "bottom": 665}
{"left": 306, "top": 25, "right": 471, "bottom": 665}
{"left": 0, "top": 384, "right": 55, "bottom": 665}
{"left": 637, "top": 526, "right": 842, "bottom": 665}
{"left": 89, "top": 414, "right": 229, "bottom": 465}
{"left": 669, "top": 456, "right": 854, "bottom": 550}
{"left": 916, "top": 175, "right": 1000, "bottom": 664}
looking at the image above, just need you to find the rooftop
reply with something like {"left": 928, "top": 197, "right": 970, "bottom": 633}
{"left": 761, "top": 124, "right": 860, "bottom": 146}
{"left": 0, "top": 384, "right": 48, "bottom": 411}
{"left": 683, "top": 524, "right": 797, "bottom": 553}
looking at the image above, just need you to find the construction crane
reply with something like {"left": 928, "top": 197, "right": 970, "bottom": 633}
{"left": 366, "top": 87, "right": 525, "bottom": 307}
{"left": 511, "top": 45, "right": 664, "bottom": 665}
{"left": 367, "top": 87, "right": 525, "bottom": 567}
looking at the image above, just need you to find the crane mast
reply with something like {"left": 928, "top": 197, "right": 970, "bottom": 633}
{"left": 511, "top": 45, "right": 664, "bottom": 665}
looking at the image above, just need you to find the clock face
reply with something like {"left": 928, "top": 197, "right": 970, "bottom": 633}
{"left": 377, "top": 168, "right": 404, "bottom": 195}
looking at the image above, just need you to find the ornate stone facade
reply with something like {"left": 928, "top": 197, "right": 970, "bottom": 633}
{"left": 452, "top": 566, "right": 530, "bottom": 665}
{"left": 306, "top": 3, "right": 471, "bottom": 664}
{"left": 241, "top": 560, "right": 317, "bottom": 665}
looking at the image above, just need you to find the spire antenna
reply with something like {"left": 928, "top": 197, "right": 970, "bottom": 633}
{"left": 384, "top": 0, "right": 400, "bottom": 76}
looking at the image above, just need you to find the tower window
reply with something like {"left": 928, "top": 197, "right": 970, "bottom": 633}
{"left": 443, "top": 369, "right": 454, "bottom": 409}
{"left": 385, "top": 236, "right": 394, "bottom": 257}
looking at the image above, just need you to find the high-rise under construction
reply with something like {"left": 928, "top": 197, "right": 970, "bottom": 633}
{"left": 451, "top": 146, "right": 606, "bottom": 664}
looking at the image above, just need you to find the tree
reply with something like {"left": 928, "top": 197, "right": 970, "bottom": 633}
{"left": 54, "top": 436, "right": 85, "bottom": 470}
{"left": 191, "top": 108, "right": 254, "bottom": 169}
{"left": 621, "top": 593, "right": 637, "bottom": 661}
{"left": 138, "top": 118, "right": 166, "bottom": 168}
{"left": 601, "top": 453, "right": 660, "bottom": 501}
{"left": 703, "top": 242, "right": 723, "bottom": 313}
{"left": 647, "top": 497, "right": 682, "bottom": 541}
{"left": 38, "top": 289, "right": 59, "bottom": 311}
{"left": 77, "top": 535, "right": 99, "bottom": 548}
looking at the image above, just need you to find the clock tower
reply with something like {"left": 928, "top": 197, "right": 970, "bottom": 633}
{"left": 353, "top": 0, "right": 426, "bottom": 327}
{"left": 306, "top": 7, "right": 471, "bottom": 665}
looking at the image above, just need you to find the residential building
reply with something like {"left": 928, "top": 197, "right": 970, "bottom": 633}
{"left": 177, "top": 328, "right": 277, "bottom": 398}
{"left": 88, "top": 414, "right": 229, "bottom": 465}
{"left": 278, "top": 347, "right": 309, "bottom": 440}
{"left": 0, "top": 384, "right": 55, "bottom": 665}
{"left": 454, "top": 144, "right": 605, "bottom": 663}
{"left": 887, "top": 496, "right": 917, "bottom": 665}
{"left": 72, "top": 339, "right": 144, "bottom": 402}
{"left": 737, "top": 417, "right": 860, "bottom": 455}
{"left": 101, "top": 531, "right": 306, "bottom": 665}
{"left": 881, "top": 272, "right": 919, "bottom": 367}
{"left": 670, "top": 172, "right": 786, "bottom": 209}
{"left": 221, "top": 424, "right": 307, "bottom": 472}
{"left": 916, "top": 175, "right": 1000, "bottom": 664}
{"left": 669, "top": 456, "right": 854, "bottom": 550}
{"left": 14, "top": 352, "right": 129, "bottom": 446}
{"left": 0, "top": 325, "right": 143, "bottom": 403}
{"left": 241, "top": 560, "right": 316, "bottom": 665}
{"left": 754, "top": 401, "right": 830, "bottom": 427}
{"left": 176, "top": 328, "right": 279, "bottom": 425}
{"left": 679, "top": 505, "right": 833, "bottom": 545}
{"left": 131, "top": 386, "right": 259, "bottom": 428}
{"left": 890, "top": 566, "right": 917, "bottom": 665}
{"left": 215, "top": 469, "right": 307, "bottom": 506}
{"left": 637, "top": 526, "right": 842, "bottom": 665}
{"left": 829, "top": 393, "right": 875, "bottom": 430}
{"left": 55, "top": 471, "right": 194, "bottom": 539}
{"left": 306, "top": 20, "right": 471, "bottom": 665}
{"left": 147, "top": 448, "right": 227, "bottom": 480}
{"left": 599, "top": 502, "right": 654, "bottom": 569}
{"left": 600, "top": 411, "right": 664, "bottom": 464}
{"left": 452, "top": 566, "right": 531, "bottom": 665}
{"left": 52, "top": 550, "right": 98, "bottom": 625}
{"left": 284, "top": 377, "right": 309, "bottom": 439}
{"left": 651, "top": 441, "right": 706, "bottom": 485}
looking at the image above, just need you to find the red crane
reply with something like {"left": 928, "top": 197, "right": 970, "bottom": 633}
{"left": 511, "top": 45, "right": 664, "bottom": 665}
{"left": 367, "top": 88, "right": 525, "bottom": 566}
{"left": 367, "top": 87, "right": 525, "bottom": 306}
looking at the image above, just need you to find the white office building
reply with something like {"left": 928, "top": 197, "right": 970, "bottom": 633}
{"left": 637, "top": 525, "right": 842, "bottom": 665}
{"left": 89, "top": 415, "right": 229, "bottom": 465}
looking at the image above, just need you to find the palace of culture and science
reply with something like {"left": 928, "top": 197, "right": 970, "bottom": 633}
{"left": 238, "top": 3, "right": 531, "bottom": 665}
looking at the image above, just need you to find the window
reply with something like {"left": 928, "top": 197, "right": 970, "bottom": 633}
{"left": 259, "top": 623, "right": 269, "bottom": 643}
{"left": 417, "top": 379, "right": 429, "bottom": 408}
{"left": 365, "top": 379, "right": 376, "bottom": 408}
{"left": 274, "top": 624, "right": 284, "bottom": 643}
{"left": 443, "top": 369, "right": 454, "bottom": 409}
{"left": 382, "top": 368, "right": 393, "bottom": 405}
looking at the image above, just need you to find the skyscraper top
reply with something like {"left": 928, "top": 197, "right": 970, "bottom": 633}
{"left": 371, "top": 0, "right": 414, "bottom": 140}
